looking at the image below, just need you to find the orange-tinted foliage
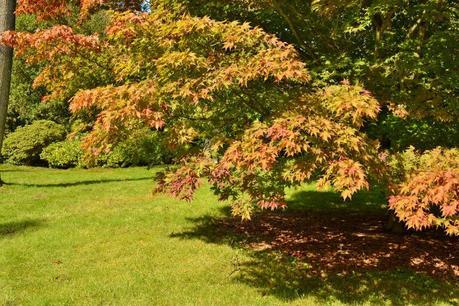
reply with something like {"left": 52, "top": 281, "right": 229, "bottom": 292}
{"left": 1, "top": 26, "right": 100, "bottom": 62}
{"left": 0, "top": 25, "right": 104, "bottom": 102}
{"left": 389, "top": 148, "right": 459, "bottom": 235}
{"left": 16, "top": 0, "right": 70, "bottom": 20}
{"left": 16, "top": 0, "right": 143, "bottom": 20}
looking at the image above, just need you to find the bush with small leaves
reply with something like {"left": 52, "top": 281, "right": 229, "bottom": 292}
{"left": 105, "top": 129, "right": 174, "bottom": 168}
{"left": 2, "top": 120, "right": 66, "bottom": 165}
{"left": 41, "top": 139, "right": 84, "bottom": 168}
{"left": 41, "top": 129, "right": 173, "bottom": 169}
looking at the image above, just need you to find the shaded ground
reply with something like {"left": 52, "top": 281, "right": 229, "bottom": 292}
{"left": 0, "top": 219, "right": 43, "bottom": 237}
{"left": 173, "top": 189, "right": 459, "bottom": 304}
{"left": 226, "top": 212, "right": 457, "bottom": 278}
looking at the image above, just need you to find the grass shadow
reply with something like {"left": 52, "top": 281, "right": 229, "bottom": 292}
{"left": 0, "top": 219, "right": 44, "bottom": 238}
{"left": 4, "top": 177, "right": 153, "bottom": 188}
{"left": 0, "top": 169, "right": 29, "bottom": 173}
{"left": 171, "top": 190, "right": 459, "bottom": 305}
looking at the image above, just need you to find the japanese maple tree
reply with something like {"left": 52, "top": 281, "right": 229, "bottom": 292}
{"left": 1, "top": 0, "right": 457, "bottom": 236}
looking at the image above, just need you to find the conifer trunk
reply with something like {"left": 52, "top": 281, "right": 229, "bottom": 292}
{"left": 0, "top": 0, "right": 16, "bottom": 185}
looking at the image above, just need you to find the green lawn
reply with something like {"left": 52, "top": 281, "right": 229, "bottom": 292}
{"left": 0, "top": 165, "right": 457, "bottom": 305}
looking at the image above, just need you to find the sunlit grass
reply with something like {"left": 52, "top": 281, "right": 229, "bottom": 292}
{"left": 0, "top": 165, "right": 456, "bottom": 305}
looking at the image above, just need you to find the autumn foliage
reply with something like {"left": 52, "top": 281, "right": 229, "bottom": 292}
{"left": 16, "top": 0, "right": 144, "bottom": 20}
{"left": 205, "top": 84, "right": 383, "bottom": 218}
{"left": 1, "top": 1, "right": 458, "bottom": 236}
{"left": 389, "top": 148, "right": 459, "bottom": 235}
{"left": 16, "top": 0, "right": 70, "bottom": 20}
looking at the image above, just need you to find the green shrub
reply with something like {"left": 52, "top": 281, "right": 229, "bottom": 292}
{"left": 2, "top": 120, "right": 66, "bottom": 165}
{"left": 105, "top": 129, "right": 173, "bottom": 168}
{"left": 40, "top": 129, "right": 174, "bottom": 169}
{"left": 41, "top": 139, "right": 83, "bottom": 168}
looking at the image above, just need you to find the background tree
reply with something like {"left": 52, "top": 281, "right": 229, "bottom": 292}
{"left": 0, "top": 0, "right": 15, "bottom": 185}
{"left": 179, "top": 0, "right": 459, "bottom": 148}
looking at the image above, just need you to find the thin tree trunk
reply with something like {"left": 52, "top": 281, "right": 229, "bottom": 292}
{"left": 0, "top": 0, "right": 16, "bottom": 186}
{"left": 384, "top": 211, "right": 406, "bottom": 234}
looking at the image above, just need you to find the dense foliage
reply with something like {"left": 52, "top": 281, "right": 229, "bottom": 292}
{"left": 41, "top": 129, "right": 172, "bottom": 168}
{"left": 103, "top": 128, "right": 173, "bottom": 167}
{"left": 1, "top": 0, "right": 457, "bottom": 235}
{"left": 183, "top": 0, "right": 459, "bottom": 122}
{"left": 388, "top": 147, "right": 459, "bottom": 235}
{"left": 40, "top": 139, "right": 83, "bottom": 169}
{"left": 2, "top": 120, "right": 66, "bottom": 165}
{"left": 40, "top": 138, "right": 83, "bottom": 168}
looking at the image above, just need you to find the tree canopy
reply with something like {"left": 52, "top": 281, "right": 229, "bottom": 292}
{"left": 1, "top": 0, "right": 458, "bottom": 235}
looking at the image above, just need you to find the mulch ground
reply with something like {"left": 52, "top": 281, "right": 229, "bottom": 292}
{"left": 218, "top": 211, "right": 459, "bottom": 279}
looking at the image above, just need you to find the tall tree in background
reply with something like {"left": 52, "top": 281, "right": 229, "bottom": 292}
{"left": 0, "top": 0, "right": 15, "bottom": 185}
{"left": 181, "top": 0, "right": 459, "bottom": 149}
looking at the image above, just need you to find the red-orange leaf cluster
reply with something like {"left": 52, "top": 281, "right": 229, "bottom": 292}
{"left": 1, "top": 26, "right": 100, "bottom": 62}
{"left": 156, "top": 165, "right": 202, "bottom": 202}
{"left": 389, "top": 148, "right": 459, "bottom": 235}
{"left": 16, "top": 0, "right": 144, "bottom": 20}
{"left": 16, "top": 0, "right": 70, "bottom": 20}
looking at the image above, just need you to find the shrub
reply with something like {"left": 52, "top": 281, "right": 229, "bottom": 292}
{"left": 41, "top": 129, "right": 174, "bottom": 169}
{"left": 104, "top": 129, "right": 173, "bottom": 168}
{"left": 2, "top": 120, "right": 66, "bottom": 165}
{"left": 41, "top": 139, "right": 83, "bottom": 168}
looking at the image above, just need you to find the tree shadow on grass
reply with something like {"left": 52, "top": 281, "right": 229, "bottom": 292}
{"left": 171, "top": 190, "right": 459, "bottom": 305}
{"left": 3, "top": 177, "right": 152, "bottom": 188}
{"left": 234, "top": 252, "right": 458, "bottom": 305}
{"left": 0, "top": 169, "right": 29, "bottom": 173}
{"left": 0, "top": 219, "right": 44, "bottom": 238}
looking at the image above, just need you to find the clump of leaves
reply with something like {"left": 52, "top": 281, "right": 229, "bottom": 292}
{"left": 16, "top": 0, "right": 144, "bottom": 20}
{"left": 388, "top": 147, "right": 459, "bottom": 235}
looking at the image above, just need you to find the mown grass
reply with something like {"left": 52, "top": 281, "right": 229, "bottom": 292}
{"left": 0, "top": 165, "right": 457, "bottom": 305}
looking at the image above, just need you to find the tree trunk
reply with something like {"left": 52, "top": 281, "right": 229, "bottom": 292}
{"left": 0, "top": 0, "right": 16, "bottom": 186}
{"left": 384, "top": 211, "right": 406, "bottom": 234}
